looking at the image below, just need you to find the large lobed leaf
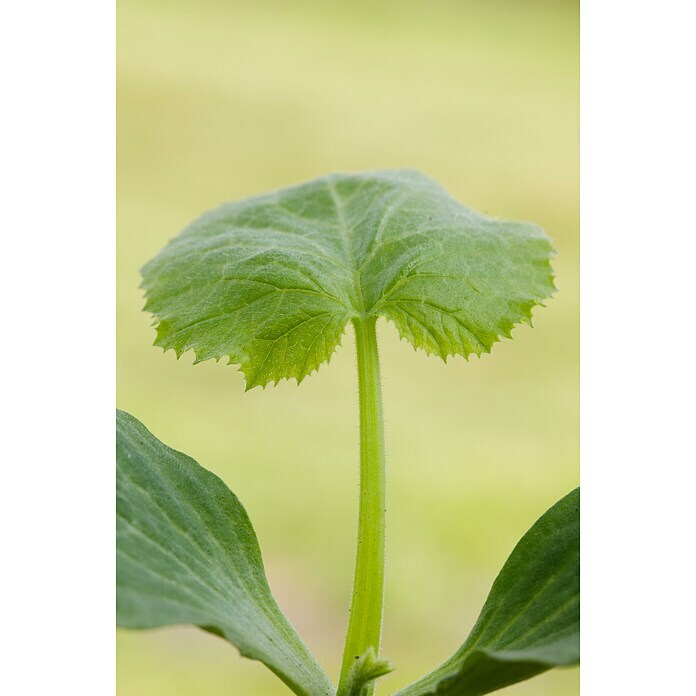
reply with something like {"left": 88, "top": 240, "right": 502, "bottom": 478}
{"left": 141, "top": 170, "right": 555, "bottom": 388}
{"left": 395, "top": 488, "right": 579, "bottom": 696}
{"left": 116, "top": 410, "right": 334, "bottom": 696}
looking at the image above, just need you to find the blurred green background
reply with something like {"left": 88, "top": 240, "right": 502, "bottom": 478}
{"left": 117, "top": 1, "right": 578, "bottom": 694}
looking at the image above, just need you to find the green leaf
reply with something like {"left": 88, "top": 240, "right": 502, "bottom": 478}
{"left": 141, "top": 170, "right": 554, "bottom": 389}
{"left": 342, "top": 648, "right": 394, "bottom": 696}
{"left": 395, "top": 488, "right": 579, "bottom": 696}
{"left": 116, "top": 410, "right": 334, "bottom": 696}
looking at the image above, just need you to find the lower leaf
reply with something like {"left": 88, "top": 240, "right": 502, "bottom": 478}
{"left": 116, "top": 409, "right": 334, "bottom": 696}
{"left": 395, "top": 488, "right": 579, "bottom": 696}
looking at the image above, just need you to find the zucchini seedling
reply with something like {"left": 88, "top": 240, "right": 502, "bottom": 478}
{"left": 117, "top": 170, "right": 579, "bottom": 696}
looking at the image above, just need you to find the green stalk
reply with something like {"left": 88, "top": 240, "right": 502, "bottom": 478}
{"left": 337, "top": 316, "right": 387, "bottom": 696}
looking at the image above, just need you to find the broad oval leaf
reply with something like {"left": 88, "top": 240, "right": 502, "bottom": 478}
{"left": 141, "top": 170, "right": 555, "bottom": 389}
{"left": 116, "top": 410, "right": 334, "bottom": 696}
{"left": 395, "top": 488, "right": 579, "bottom": 696}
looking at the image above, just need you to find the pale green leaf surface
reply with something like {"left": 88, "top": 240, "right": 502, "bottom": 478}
{"left": 343, "top": 648, "right": 394, "bottom": 696}
{"left": 116, "top": 410, "right": 334, "bottom": 696}
{"left": 141, "top": 170, "right": 555, "bottom": 388}
{"left": 394, "top": 488, "right": 579, "bottom": 696}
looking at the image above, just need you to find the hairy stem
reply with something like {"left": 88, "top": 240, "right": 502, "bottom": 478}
{"left": 337, "top": 316, "right": 387, "bottom": 696}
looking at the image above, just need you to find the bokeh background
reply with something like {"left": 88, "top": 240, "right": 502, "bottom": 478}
{"left": 117, "top": 1, "right": 578, "bottom": 695}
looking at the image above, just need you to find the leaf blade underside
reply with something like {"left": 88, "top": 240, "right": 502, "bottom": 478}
{"left": 116, "top": 410, "right": 334, "bottom": 696}
{"left": 141, "top": 170, "right": 555, "bottom": 388}
{"left": 394, "top": 488, "right": 579, "bottom": 696}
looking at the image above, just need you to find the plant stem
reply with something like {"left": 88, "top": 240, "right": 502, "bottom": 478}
{"left": 337, "top": 316, "right": 387, "bottom": 696}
